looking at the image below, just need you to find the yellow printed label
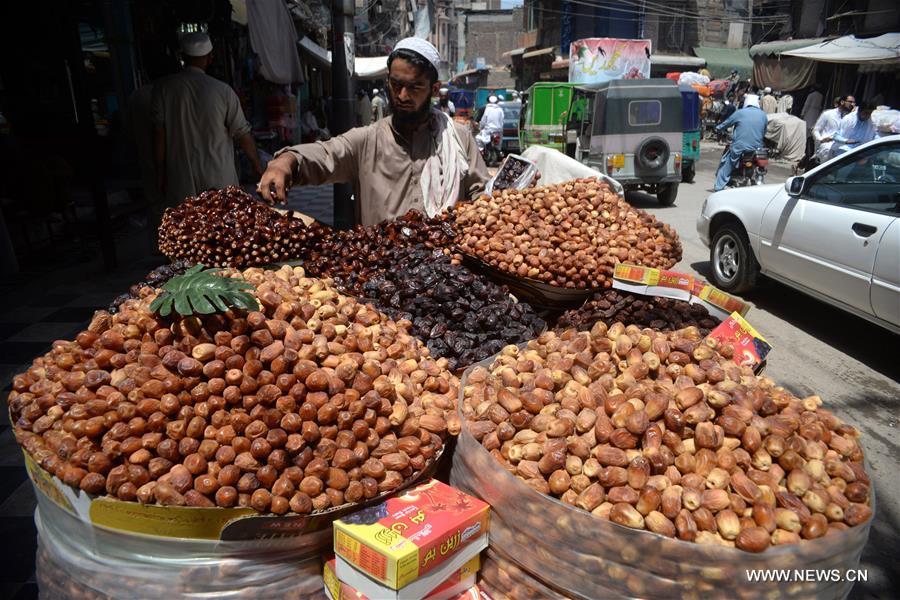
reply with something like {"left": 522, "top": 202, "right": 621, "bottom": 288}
{"left": 23, "top": 451, "right": 74, "bottom": 512}
{"left": 322, "top": 561, "right": 341, "bottom": 600}
{"left": 459, "top": 554, "right": 480, "bottom": 579}
{"left": 396, "top": 550, "right": 421, "bottom": 589}
{"left": 729, "top": 312, "right": 769, "bottom": 344}
{"left": 700, "top": 285, "right": 749, "bottom": 315}
{"left": 614, "top": 263, "right": 657, "bottom": 284}
{"left": 657, "top": 270, "right": 694, "bottom": 292}
{"left": 89, "top": 498, "right": 255, "bottom": 539}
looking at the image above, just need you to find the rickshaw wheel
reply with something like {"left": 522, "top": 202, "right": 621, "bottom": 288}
{"left": 682, "top": 162, "right": 695, "bottom": 183}
{"left": 657, "top": 183, "right": 678, "bottom": 206}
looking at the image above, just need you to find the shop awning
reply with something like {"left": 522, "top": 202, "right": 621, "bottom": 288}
{"left": 297, "top": 37, "right": 388, "bottom": 80}
{"left": 782, "top": 33, "right": 900, "bottom": 63}
{"left": 651, "top": 54, "right": 706, "bottom": 69}
{"left": 693, "top": 46, "right": 753, "bottom": 79}
{"left": 451, "top": 67, "right": 489, "bottom": 80}
{"left": 749, "top": 38, "right": 828, "bottom": 57}
{"left": 523, "top": 47, "right": 555, "bottom": 60}
{"left": 502, "top": 47, "right": 527, "bottom": 58}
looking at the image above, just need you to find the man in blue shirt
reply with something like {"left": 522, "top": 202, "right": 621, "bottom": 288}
{"left": 713, "top": 94, "right": 769, "bottom": 191}
{"left": 831, "top": 101, "right": 876, "bottom": 157}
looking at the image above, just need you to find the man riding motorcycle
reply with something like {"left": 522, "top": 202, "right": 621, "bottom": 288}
{"left": 713, "top": 94, "right": 768, "bottom": 191}
{"left": 476, "top": 95, "right": 504, "bottom": 149}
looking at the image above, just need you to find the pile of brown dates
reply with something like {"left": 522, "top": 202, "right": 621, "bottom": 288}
{"left": 158, "top": 187, "right": 327, "bottom": 268}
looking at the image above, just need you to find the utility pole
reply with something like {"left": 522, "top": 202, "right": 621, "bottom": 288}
{"left": 331, "top": 0, "right": 356, "bottom": 229}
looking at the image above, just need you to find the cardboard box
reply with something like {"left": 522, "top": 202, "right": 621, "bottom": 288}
{"left": 705, "top": 311, "right": 772, "bottom": 368}
{"left": 324, "top": 553, "right": 480, "bottom": 600}
{"left": 333, "top": 480, "right": 490, "bottom": 590}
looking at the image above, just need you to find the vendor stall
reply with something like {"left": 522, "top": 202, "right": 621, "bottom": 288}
{"left": 6, "top": 177, "right": 874, "bottom": 599}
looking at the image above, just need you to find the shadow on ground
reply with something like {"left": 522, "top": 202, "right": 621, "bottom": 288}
{"left": 690, "top": 261, "right": 899, "bottom": 382}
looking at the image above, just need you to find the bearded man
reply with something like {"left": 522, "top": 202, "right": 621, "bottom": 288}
{"left": 258, "top": 38, "right": 488, "bottom": 226}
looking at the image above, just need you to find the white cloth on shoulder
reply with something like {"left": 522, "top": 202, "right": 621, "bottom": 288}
{"left": 421, "top": 108, "right": 469, "bottom": 218}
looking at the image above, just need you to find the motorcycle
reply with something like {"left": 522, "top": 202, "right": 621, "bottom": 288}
{"left": 479, "top": 130, "right": 503, "bottom": 167}
{"left": 722, "top": 143, "right": 769, "bottom": 186}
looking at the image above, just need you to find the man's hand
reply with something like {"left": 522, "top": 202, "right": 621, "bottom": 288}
{"left": 257, "top": 153, "right": 296, "bottom": 204}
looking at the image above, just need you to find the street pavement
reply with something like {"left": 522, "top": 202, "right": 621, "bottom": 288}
{"left": 635, "top": 143, "right": 899, "bottom": 598}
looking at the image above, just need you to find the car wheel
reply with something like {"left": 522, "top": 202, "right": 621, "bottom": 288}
{"left": 657, "top": 183, "right": 678, "bottom": 206}
{"left": 710, "top": 222, "right": 758, "bottom": 293}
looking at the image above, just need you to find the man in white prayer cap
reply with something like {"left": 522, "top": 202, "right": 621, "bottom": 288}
{"left": 151, "top": 32, "right": 262, "bottom": 206}
{"left": 371, "top": 88, "right": 387, "bottom": 121}
{"left": 259, "top": 37, "right": 488, "bottom": 226}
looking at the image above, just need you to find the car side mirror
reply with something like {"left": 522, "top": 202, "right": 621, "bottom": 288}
{"left": 785, "top": 176, "right": 804, "bottom": 196}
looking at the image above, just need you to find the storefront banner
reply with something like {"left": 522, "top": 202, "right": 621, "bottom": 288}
{"left": 569, "top": 38, "right": 651, "bottom": 85}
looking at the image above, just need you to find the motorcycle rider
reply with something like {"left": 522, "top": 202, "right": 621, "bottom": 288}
{"left": 713, "top": 94, "right": 768, "bottom": 191}
{"left": 477, "top": 95, "right": 504, "bottom": 150}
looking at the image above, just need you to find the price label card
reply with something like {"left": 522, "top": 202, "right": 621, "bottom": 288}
{"left": 647, "top": 269, "right": 694, "bottom": 301}
{"left": 614, "top": 263, "right": 657, "bottom": 285}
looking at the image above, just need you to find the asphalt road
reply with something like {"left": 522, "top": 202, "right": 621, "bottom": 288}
{"left": 631, "top": 144, "right": 899, "bottom": 598}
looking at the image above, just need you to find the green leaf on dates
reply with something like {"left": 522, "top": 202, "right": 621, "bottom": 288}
{"left": 149, "top": 264, "right": 257, "bottom": 317}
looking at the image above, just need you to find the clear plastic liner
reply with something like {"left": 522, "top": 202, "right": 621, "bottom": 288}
{"left": 451, "top": 358, "right": 874, "bottom": 600}
{"left": 34, "top": 489, "right": 327, "bottom": 599}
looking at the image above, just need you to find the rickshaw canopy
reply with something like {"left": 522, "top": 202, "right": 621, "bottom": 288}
{"left": 585, "top": 79, "right": 683, "bottom": 137}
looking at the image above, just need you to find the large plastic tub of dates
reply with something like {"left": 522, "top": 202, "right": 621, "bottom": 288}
{"left": 9, "top": 264, "right": 458, "bottom": 599}
{"left": 20, "top": 395, "right": 445, "bottom": 600}
{"left": 450, "top": 332, "right": 874, "bottom": 600}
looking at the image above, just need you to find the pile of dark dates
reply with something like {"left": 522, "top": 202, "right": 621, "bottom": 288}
{"left": 305, "top": 210, "right": 460, "bottom": 296}
{"left": 555, "top": 289, "right": 721, "bottom": 334}
{"left": 492, "top": 156, "right": 532, "bottom": 190}
{"left": 359, "top": 246, "right": 545, "bottom": 370}
{"left": 108, "top": 260, "right": 194, "bottom": 313}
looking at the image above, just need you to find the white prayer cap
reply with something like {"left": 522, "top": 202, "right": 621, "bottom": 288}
{"left": 764, "top": 86, "right": 772, "bottom": 94}
{"left": 439, "top": 87, "right": 449, "bottom": 94}
{"left": 180, "top": 32, "right": 213, "bottom": 57}
{"left": 372, "top": 88, "right": 379, "bottom": 94}
{"left": 743, "top": 94, "right": 760, "bottom": 108}
{"left": 488, "top": 95, "right": 498, "bottom": 103}
{"left": 393, "top": 37, "right": 441, "bottom": 74}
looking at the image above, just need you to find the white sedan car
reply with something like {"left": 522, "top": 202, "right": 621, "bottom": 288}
{"left": 697, "top": 135, "right": 900, "bottom": 334}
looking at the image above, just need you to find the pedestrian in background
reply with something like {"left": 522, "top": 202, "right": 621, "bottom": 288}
{"left": 151, "top": 33, "right": 262, "bottom": 206}
{"left": 760, "top": 87, "right": 778, "bottom": 114}
{"left": 813, "top": 95, "right": 854, "bottom": 162}
{"left": 777, "top": 91, "right": 793, "bottom": 114}
{"left": 832, "top": 100, "right": 877, "bottom": 157}
{"left": 801, "top": 85, "right": 824, "bottom": 132}
{"left": 355, "top": 89, "right": 372, "bottom": 127}
{"left": 371, "top": 88, "right": 387, "bottom": 121}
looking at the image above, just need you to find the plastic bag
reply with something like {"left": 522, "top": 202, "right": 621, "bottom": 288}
{"left": 678, "top": 71, "right": 710, "bottom": 87}
{"left": 450, "top": 358, "right": 874, "bottom": 600}
{"left": 484, "top": 154, "right": 538, "bottom": 195}
{"left": 33, "top": 489, "right": 327, "bottom": 599}
{"left": 871, "top": 108, "right": 900, "bottom": 134}
{"left": 519, "top": 145, "right": 624, "bottom": 196}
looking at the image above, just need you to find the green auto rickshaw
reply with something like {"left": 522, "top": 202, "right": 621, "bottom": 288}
{"left": 680, "top": 85, "right": 701, "bottom": 183}
{"left": 519, "top": 82, "right": 579, "bottom": 154}
{"left": 565, "top": 79, "right": 683, "bottom": 206}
